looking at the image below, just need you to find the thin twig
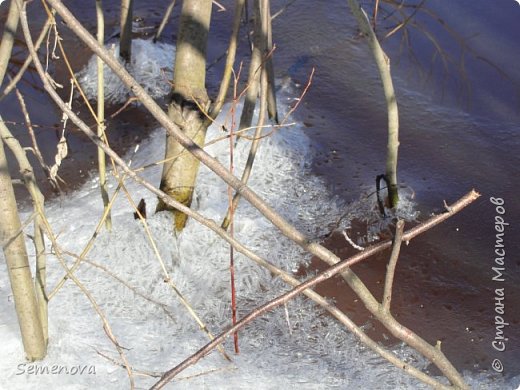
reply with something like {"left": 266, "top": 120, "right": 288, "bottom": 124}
{"left": 153, "top": 0, "right": 176, "bottom": 43}
{"left": 209, "top": 0, "right": 245, "bottom": 119}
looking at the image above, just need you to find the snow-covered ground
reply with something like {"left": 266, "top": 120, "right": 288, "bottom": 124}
{"left": 0, "top": 40, "right": 516, "bottom": 389}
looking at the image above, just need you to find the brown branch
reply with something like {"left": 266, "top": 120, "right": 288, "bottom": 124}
{"left": 150, "top": 191, "right": 478, "bottom": 388}
{"left": 382, "top": 219, "right": 404, "bottom": 313}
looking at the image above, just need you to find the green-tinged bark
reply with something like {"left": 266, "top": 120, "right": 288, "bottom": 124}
{"left": 156, "top": 0, "right": 213, "bottom": 231}
{"left": 96, "top": 0, "right": 111, "bottom": 230}
{"left": 0, "top": 139, "right": 46, "bottom": 361}
{"left": 347, "top": 0, "right": 399, "bottom": 208}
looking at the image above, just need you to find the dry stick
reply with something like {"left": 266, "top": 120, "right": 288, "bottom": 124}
{"left": 0, "top": 212, "right": 36, "bottom": 249}
{"left": 263, "top": 0, "right": 278, "bottom": 123}
{"left": 348, "top": 0, "right": 399, "bottom": 208}
{"left": 0, "top": 13, "right": 53, "bottom": 100}
{"left": 225, "top": 83, "right": 239, "bottom": 353}
{"left": 47, "top": 175, "right": 123, "bottom": 300}
{"left": 50, "top": 249, "right": 136, "bottom": 387}
{"left": 372, "top": 0, "right": 380, "bottom": 29}
{"left": 220, "top": 84, "right": 267, "bottom": 227}
{"left": 14, "top": 88, "right": 57, "bottom": 189}
{"left": 247, "top": 66, "right": 314, "bottom": 142}
{"left": 29, "top": 2, "right": 472, "bottom": 387}
{"left": 221, "top": 5, "right": 269, "bottom": 230}
{"left": 215, "top": 215, "right": 451, "bottom": 387}
{"left": 270, "top": 0, "right": 298, "bottom": 21}
{"left": 153, "top": 0, "right": 176, "bottom": 43}
{"left": 96, "top": 349, "right": 163, "bottom": 378}
{"left": 209, "top": 0, "right": 245, "bottom": 119}
{"left": 117, "top": 178, "right": 232, "bottom": 362}
{"left": 95, "top": 0, "right": 112, "bottom": 231}
{"left": 79, "top": 256, "right": 177, "bottom": 324}
{"left": 382, "top": 219, "right": 404, "bottom": 313}
{"left": 150, "top": 192, "right": 477, "bottom": 389}
{"left": 383, "top": 0, "right": 427, "bottom": 39}
{"left": 196, "top": 65, "right": 303, "bottom": 237}
{"left": 96, "top": 349, "right": 236, "bottom": 382}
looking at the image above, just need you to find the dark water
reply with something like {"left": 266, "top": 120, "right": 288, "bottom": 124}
{"left": 1, "top": 0, "right": 519, "bottom": 382}
{"left": 270, "top": 0, "right": 520, "bottom": 378}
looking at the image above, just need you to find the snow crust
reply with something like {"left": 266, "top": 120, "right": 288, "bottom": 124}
{"left": 0, "top": 39, "right": 516, "bottom": 389}
{"left": 76, "top": 39, "right": 174, "bottom": 103}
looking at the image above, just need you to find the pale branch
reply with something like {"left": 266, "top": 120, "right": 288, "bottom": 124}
{"left": 221, "top": 6, "right": 269, "bottom": 230}
{"left": 153, "top": 0, "right": 177, "bottom": 43}
{"left": 96, "top": 0, "right": 112, "bottom": 231}
{"left": 0, "top": 13, "right": 54, "bottom": 101}
{"left": 48, "top": 174, "right": 124, "bottom": 300}
{"left": 0, "top": 0, "right": 21, "bottom": 85}
{"left": 382, "top": 219, "right": 404, "bottom": 313}
{"left": 209, "top": 0, "right": 245, "bottom": 119}
{"left": 0, "top": 212, "right": 36, "bottom": 249}
{"left": 14, "top": 88, "right": 57, "bottom": 189}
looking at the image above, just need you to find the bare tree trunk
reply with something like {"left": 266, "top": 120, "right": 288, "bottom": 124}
{"left": 156, "top": 0, "right": 213, "bottom": 231}
{"left": 119, "top": 0, "right": 133, "bottom": 63}
{"left": 0, "top": 139, "right": 46, "bottom": 361}
{"left": 0, "top": 0, "right": 21, "bottom": 84}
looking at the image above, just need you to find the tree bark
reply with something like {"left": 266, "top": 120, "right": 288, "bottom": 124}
{"left": 156, "top": 0, "right": 213, "bottom": 231}
{"left": 347, "top": 0, "right": 399, "bottom": 208}
{"left": 119, "top": 0, "right": 133, "bottom": 63}
{"left": 0, "top": 0, "right": 21, "bottom": 85}
{"left": 0, "top": 139, "right": 46, "bottom": 361}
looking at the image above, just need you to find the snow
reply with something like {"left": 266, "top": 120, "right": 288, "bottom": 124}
{"left": 1, "top": 39, "right": 517, "bottom": 389}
